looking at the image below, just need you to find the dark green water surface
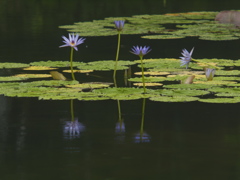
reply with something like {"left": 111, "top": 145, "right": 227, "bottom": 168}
{"left": 1, "top": 0, "right": 240, "bottom": 179}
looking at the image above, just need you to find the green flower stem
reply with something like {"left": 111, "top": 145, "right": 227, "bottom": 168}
{"left": 113, "top": 32, "right": 121, "bottom": 87}
{"left": 70, "top": 47, "right": 76, "bottom": 80}
{"left": 70, "top": 99, "right": 74, "bottom": 121}
{"left": 192, "top": 58, "right": 220, "bottom": 69}
{"left": 140, "top": 56, "right": 146, "bottom": 93}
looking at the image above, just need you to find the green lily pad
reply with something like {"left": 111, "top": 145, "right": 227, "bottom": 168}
{"left": 30, "top": 61, "right": 86, "bottom": 67}
{"left": 0, "top": 63, "right": 30, "bottom": 69}
{"left": 150, "top": 96, "right": 199, "bottom": 102}
{"left": 198, "top": 97, "right": 240, "bottom": 103}
{"left": 78, "top": 60, "right": 136, "bottom": 71}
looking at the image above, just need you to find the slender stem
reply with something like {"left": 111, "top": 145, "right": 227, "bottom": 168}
{"left": 140, "top": 98, "right": 146, "bottom": 134}
{"left": 113, "top": 32, "right": 121, "bottom": 87}
{"left": 70, "top": 99, "right": 74, "bottom": 122}
{"left": 140, "top": 56, "right": 146, "bottom": 93}
{"left": 70, "top": 47, "right": 76, "bottom": 80}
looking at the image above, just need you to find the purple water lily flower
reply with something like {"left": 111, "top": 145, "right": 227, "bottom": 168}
{"left": 59, "top": 33, "right": 85, "bottom": 51}
{"left": 180, "top": 47, "right": 194, "bottom": 69}
{"left": 130, "top": 46, "right": 151, "bottom": 58}
{"left": 114, "top": 20, "right": 125, "bottom": 31}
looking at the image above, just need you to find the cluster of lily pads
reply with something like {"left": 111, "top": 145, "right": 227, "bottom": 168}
{"left": 1, "top": 11, "right": 240, "bottom": 103}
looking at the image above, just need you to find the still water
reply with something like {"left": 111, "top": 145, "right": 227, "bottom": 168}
{"left": 1, "top": 0, "right": 240, "bottom": 179}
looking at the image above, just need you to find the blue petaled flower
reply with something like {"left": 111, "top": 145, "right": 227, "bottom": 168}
{"left": 114, "top": 20, "right": 125, "bottom": 31}
{"left": 180, "top": 47, "right": 194, "bottom": 69}
{"left": 205, "top": 68, "right": 216, "bottom": 81}
{"left": 59, "top": 33, "right": 85, "bottom": 51}
{"left": 130, "top": 46, "right": 151, "bottom": 58}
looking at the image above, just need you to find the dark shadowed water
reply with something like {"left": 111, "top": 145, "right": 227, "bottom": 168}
{"left": 1, "top": 0, "right": 240, "bottom": 180}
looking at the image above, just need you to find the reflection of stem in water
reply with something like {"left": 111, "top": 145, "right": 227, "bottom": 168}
{"left": 140, "top": 98, "right": 146, "bottom": 135}
{"left": 124, "top": 66, "right": 132, "bottom": 86}
{"left": 134, "top": 98, "right": 150, "bottom": 143}
{"left": 70, "top": 99, "right": 74, "bottom": 121}
{"left": 163, "top": 0, "right": 166, "bottom": 7}
{"left": 113, "top": 32, "right": 121, "bottom": 87}
{"left": 117, "top": 100, "right": 122, "bottom": 122}
{"left": 70, "top": 47, "right": 76, "bottom": 80}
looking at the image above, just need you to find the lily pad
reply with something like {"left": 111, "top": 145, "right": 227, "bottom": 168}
{"left": 150, "top": 96, "right": 199, "bottom": 102}
{"left": 0, "top": 63, "right": 29, "bottom": 69}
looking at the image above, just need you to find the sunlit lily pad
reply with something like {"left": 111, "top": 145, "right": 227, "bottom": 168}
{"left": 62, "top": 70, "right": 93, "bottom": 73}
{"left": 134, "top": 71, "right": 170, "bottom": 76}
{"left": 133, "top": 82, "right": 163, "bottom": 87}
{"left": 193, "top": 80, "right": 237, "bottom": 85}
{"left": 128, "top": 77, "right": 166, "bottom": 82}
{"left": 23, "top": 66, "right": 57, "bottom": 71}
{"left": 14, "top": 74, "right": 52, "bottom": 78}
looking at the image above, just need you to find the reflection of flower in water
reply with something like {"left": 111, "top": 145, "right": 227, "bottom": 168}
{"left": 63, "top": 118, "right": 85, "bottom": 139}
{"left": 115, "top": 121, "right": 125, "bottom": 143}
{"left": 134, "top": 132, "right": 151, "bottom": 143}
{"left": 115, "top": 122, "right": 125, "bottom": 133}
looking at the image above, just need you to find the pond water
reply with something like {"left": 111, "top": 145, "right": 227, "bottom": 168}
{"left": 1, "top": 0, "right": 240, "bottom": 180}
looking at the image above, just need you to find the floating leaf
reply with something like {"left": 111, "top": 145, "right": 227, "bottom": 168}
{"left": 198, "top": 97, "right": 240, "bottom": 103}
{"left": 134, "top": 71, "right": 170, "bottom": 76}
{"left": 30, "top": 60, "right": 86, "bottom": 67}
{"left": 133, "top": 82, "right": 163, "bottom": 87}
{"left": 78, "top": 60, "right": 136, "bottom": 71}
{"left": 0, "top": 76, "right": 28, "bottom": 82}
{"left": 23, "top": 66, "right": 57, "bottom": 71}
{"left": 150, "top": 96, "right": 199, "bottom": 102}
{"left": 0, "top": 63, "right": 29, "bottom": 69}
{"left": 65, "top": 82, "right": 111, "bottom": 89}
{"left": 15, "top": 74, "right": 52, "bottom": 79}
{"left": 62, "top": 69, "right": 93, "bottom": 73}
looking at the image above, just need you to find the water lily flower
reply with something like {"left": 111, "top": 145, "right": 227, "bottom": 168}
{"left": 130, "top": 46, "right": 151, "bottom": 58}
{"left": 114, "top": 20, "right": 125, "bottom": 31}
{"left": 205, "top": 68, "right": 216, "bottom": 81}
{"left": 59, "top": 33, "right": 85, "bottom": 51}
{"left": 180, "top": 47, "right": 194, "bottom": 69}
